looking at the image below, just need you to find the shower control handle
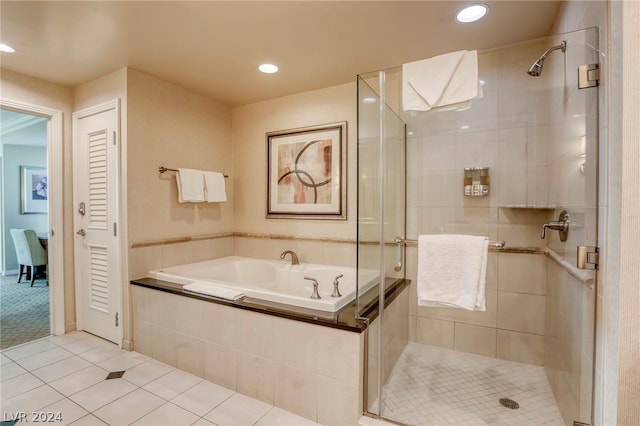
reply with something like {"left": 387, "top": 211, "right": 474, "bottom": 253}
{"left": 331, "top": 274, "right": 343, "bottom": 298}
{"left": 304, "top": 277, "right": 321, "bottom": 299}
{"left": 541, "top": 210, "right": 570, "bottom": 242}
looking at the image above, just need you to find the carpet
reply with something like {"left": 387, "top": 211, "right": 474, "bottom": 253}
{"left": 0, "top": 274, "right": 50, "bottom": 349}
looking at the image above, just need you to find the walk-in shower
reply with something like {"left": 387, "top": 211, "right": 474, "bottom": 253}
{"left": 527, "top": 40, "right": 567, "bottom": 76}
{"left": 357, "top": 27, "right": 599, "bottom": 426}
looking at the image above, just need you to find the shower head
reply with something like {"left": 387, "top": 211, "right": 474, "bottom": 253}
{"left": 527, "top": 41, "right": 566, "bottom": 77}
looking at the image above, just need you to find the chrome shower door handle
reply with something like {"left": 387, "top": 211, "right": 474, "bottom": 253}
{"left": 394, "top": 237, "right": 404, "bottom": 272}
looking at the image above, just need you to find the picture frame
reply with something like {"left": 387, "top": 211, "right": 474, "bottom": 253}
{"left": 21, "top": 166, "right": 48, "bottom": 214}
{"left": 266, "top": 121, "right": 347, "bottom": 220}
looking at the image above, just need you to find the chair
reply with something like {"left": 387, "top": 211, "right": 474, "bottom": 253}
{"left": 9, "top": 228, "right": 48, "bottom": 287}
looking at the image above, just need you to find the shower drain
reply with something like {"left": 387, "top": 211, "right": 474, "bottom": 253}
{"left": 499, "top": 398, "right": 520, "bottom": 410}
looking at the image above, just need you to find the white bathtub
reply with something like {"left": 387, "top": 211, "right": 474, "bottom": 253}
{"left": 149, "top": 256, "right": 379, "bottom": 312}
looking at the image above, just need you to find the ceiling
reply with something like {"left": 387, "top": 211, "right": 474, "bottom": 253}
{"left": 0, "top": 1, "right": 562, "bottom": 107}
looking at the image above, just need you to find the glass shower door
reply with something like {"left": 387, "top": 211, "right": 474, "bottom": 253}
{"left": 357, "top": 27, "right": 599, "bottom": 426}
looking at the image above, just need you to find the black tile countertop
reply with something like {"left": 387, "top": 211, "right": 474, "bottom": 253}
{"left": 130, "top": 276, "right": 410, "bottom": 333}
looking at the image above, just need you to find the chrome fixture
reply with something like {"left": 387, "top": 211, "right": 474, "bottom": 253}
{"left": 393, "top": 236, "right": 506, "bottom": 272}
{"left": 527, "top": 41, "right": 566, "bottom": 77}
{"left": 280, "top": 250, "right": 299, "bottom": 265}
{"left": 304, "top": 277, "right": 321, "bottom": 299}
{"left": 331, "top": 274, "right": 343, "bottom": 298}
{"left": 541, "top": 210, "right": 570, "bottom": 241}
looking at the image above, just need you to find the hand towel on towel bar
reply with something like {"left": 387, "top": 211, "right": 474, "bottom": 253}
{"left": 203, "top": 171, "right": 227, "bottom": 202}
{"left": 182, "top": 281, "right": 244, "bottom": 301}
{"left": 176, "top": 168, "right": 205, "bottom": 203}
{"left": 417, "top": 234, "right": 488, "bottom": 311}
{"left": 402, "top": 50, "right": 480, "bottom": 112}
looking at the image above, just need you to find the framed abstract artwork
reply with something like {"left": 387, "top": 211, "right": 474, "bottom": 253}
{"left": 266, "top": 122, "right": 347, "bottom": 219}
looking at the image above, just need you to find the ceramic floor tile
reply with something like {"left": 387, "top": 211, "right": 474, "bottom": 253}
{"left": 143, "top": 368, "right": 202, "bottom": 400}
{"left": 48, "top": 365, "right": 109, "bottom": 396}
{"left": 192, "top": 419, "right": 216, "bottom": 426}
{"left": 204, "top": 393, "right": 273, "bottom": 426}
{"left": 63, "top": 336, "right": 113, "bottom": 355}
{"left": 0, "top": 361, "right": 27, "bottom": 382}
{"left": 19, "top": 398, "right": 89, "bottom": 426}
{"left": 31, "top": 355, "right": 92, "bottom": 382}
{"left": 171, "top": 379, "right": 234, "bottom": 416}
{"left": 15, "top": 347, "right": 75, "bottom": 371}
{"left": 93, "top": 388, "right": 165, "bottom": 426}
{"left": 0, "top": 372, "right": 44, "bottom": 400}
{"left": 69, "top": 414, "right": 108, "bottom": 425}
{"left": 97, "top": 350, "right": 150, "bottom": 372}
{"left": 256, "top": 407, "right": 316, "bottom": 426}
{"left": 2, "top": 339, "right": 58, "bottom": 361}
{"left": 1, "top": 384, "right": 65, "bottom": 414}
{"left": 1, "top": 353, "right": 11, "bottom": 365}
{"left": 378, "top": 342, "right": 564, "bottom": 426}
{"left": 47, "top": 331, "right": 91, "bottom": 347}
{"left": 130, "top": 402, "right": 200, "bottom": 426}
{"left": 76, "top": 342, "right": 123, "bottom": 364}
{"left": 123, "top": 358, "right": 175, "bottom": 387}
{"left": 69, "top": 377, "right": 137, "bottom": 412}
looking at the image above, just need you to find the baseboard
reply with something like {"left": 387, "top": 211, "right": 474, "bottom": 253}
{"left": 65, "top": 322, "right": 77, "bottom": 333}
{"left": 2, "top": 269, "right": 18, "bottom": 276}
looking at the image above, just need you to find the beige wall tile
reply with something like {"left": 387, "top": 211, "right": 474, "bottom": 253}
{"left": 201, "top": 303, "right": 236, "bottom": 349}
{"left": 204, "top": 342, "right": 237, "bottom": 391}
{"left": 316, "top": 326, "right": 361, "bottom": 385}
{"left": 236, "top": 353, "right": 276, "bottom": 405}
{"left": 496, "top": 329, "right": 544, "bottom": 365}
{"left": 270, "top": 317, "right": 317, "bottom": 372}
{"left": 498, "top": 252, "right": 546, "bottom": 294}
{"left": 454, "top": 323, "right": 496, "bottom": 357}
{"left": 316, "top": 376, "right": 360, "bottom": 426}
{"left": 274, "top": 365, "right": 317, "bottom": 421}
{"left": 497, "top": 291, "right": 546, "bottom": 335}
{"left": 128, "top": 246, "right": 162, "bottom": 280}
{"left": 416, "top": 317, "right": 454, "bottom": 349}
{"left": 151, "top": 325, "right": 176, "bottom": 367}
{"left": 417, "top": 289, "right": 497, "bottom": 328}
{"left": 175, "top": 333, "right": 205, "bottom": 377}
{"left": 132, "top": 319, "right": 153, "bottom": 357}
{"left": 234, "top": 310, "right": 274, "bottom": 359}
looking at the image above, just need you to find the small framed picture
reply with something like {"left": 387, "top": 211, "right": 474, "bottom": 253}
{"left": 266, "top": 122, "right": 347, "bottom": 220}
{"left": 21, "top": 166, "right": 48, "bottom": 214}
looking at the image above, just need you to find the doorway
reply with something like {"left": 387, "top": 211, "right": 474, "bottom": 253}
{"left": 0, "top": 110, "right": 49, "bottom": 348}
{"left": 0, "top": 99, "right": 65, "bottom": 347}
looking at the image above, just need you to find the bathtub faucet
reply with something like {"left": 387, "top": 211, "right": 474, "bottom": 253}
{"left": 280, "top": 250, "right": 300, "bottom": 265}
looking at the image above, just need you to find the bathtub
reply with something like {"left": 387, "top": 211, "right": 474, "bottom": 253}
{"left": 149, "top": 256, "right": 379, "bottom": 312}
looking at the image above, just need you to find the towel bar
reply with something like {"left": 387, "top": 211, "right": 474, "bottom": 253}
{"left": 392, "top": 236, "right": 505, "bottom": 272}
{"left": 159, "top": 166, "right": 228, "bottom": 178}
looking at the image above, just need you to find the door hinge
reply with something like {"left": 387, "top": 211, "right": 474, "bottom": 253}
{"left": 112, "top": 130, "right": 117, "bottom": 145}
{"left": 115, "top": 312, "right": 119, "bottom": 327}
{"left": 574, "top": 421, "right": 590, "bottom": 426}
{"left": 577, "top": 246, "right": 599, "bottom": 270}
{"left": 578, "top": 63, "right": 599, "bottom": 89}
{"left": 113, "top": 222, "right": 117, "bottom": 236}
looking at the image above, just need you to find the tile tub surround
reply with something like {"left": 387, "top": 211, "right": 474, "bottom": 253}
{"left": 130, "top": 281, "right": 409, "bottom": 425}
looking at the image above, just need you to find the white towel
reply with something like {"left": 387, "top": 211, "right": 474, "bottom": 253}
{"left": 176, "top": 168, "right": 205, "bottom": 203}
{"left": 417, "top": 234, "right": 488, "bottom": 311}
{"left": 203, "top": 171, "right": 227, "bottom": 202}
{"left": 183, "top": 281, "right": 244, "bottom": 301}
{"left": 402, "top": 50, "right": 480, "bottom": 112}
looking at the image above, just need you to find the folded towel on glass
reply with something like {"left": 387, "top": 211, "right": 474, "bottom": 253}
{"left": 203, "top": 171, "right": 227, "bottom": 202}
{"left": 417, "top": 234, "right": 488, "bottom": 311}
{"left": 176, "top": 168, "right": 205, "bottom": 203}
{"left": 183, "top": 281, "right": 244, "bottom": 301}
{"left": 402, "top": 50, "right": 481, "bottom": 112}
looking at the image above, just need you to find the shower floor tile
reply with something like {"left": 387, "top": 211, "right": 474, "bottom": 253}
{"left": 378, "top": 342, "right": 564, "bottom": 426}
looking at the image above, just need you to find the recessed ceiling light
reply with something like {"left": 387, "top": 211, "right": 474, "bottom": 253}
{"left": 479, "top": 79, "right": 486, "bottom": 86}
{"left": 456, "top": 4, "right": 488, "bottom": 23}
{"left": 0, "top": 43, "right": 16, "bottom": 53}
{"left": 460, "top": 125, "right": 470, "bottom": 130}
{"left": 362, "top": 97, "right": 377, "bottom": 104}
{"left": 258, "top": 63, "right": 278, "bottom": 74}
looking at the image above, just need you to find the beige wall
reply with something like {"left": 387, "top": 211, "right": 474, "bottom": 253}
{"left": 0, "top": 69, "right": 76, "bottom": 331}
{"left": 127, "top": 69, "right": 233, "bottom": 245}
{"left": 231, "top": 83, "right": 356, "bottom": 241}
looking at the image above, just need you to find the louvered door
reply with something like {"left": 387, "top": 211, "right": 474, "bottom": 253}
{"left": 72, "top": 100, "right": 121, "bottom": 344}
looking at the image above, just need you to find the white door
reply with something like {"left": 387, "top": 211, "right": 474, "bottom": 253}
{"left": 72, "top": 100, "right": 121, "bottom": 344}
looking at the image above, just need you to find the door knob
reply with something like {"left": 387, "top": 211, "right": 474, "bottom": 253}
{"left": 76, "top": 229, "right": 86, "bottom": 236}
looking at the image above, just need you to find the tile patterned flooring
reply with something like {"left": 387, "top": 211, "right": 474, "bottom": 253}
{"left": 376, "top": 342, "right": 565, "bottom": 426}
{"left": 0, "top": 332, "right": 321, "bottom": 426}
